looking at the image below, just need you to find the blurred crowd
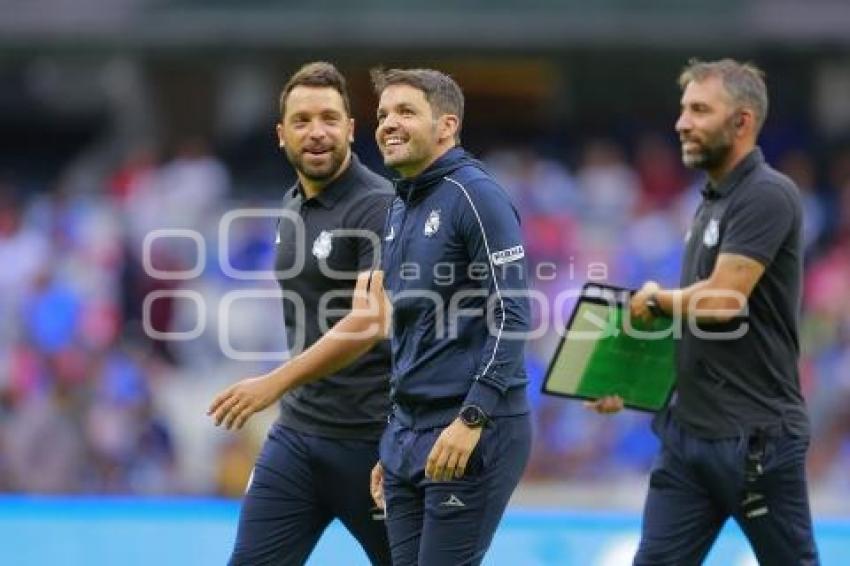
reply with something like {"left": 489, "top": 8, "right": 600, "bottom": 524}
{"left": 1, "top": 132, "right": 849, "bottom": 498}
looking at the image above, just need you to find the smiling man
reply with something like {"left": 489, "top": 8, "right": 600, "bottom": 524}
{"left": 368, "top": 68, "right": 532, "bottom": 565}
{"left": 208, "top": 62, "right": 393, "bottom": 565}
{"left": 590, "top": 59, "right": 819, "bottom": 565}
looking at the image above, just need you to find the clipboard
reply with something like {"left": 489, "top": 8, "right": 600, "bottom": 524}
{"left": 542, "top": 282, "right": 676, "bottom": 412}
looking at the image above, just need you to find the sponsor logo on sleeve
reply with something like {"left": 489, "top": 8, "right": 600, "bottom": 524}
{"left": 491, "top": 245, "right": 525, "bottom": 266}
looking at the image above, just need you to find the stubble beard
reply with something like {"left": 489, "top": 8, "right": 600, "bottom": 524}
{"left": 682, "top": 123, "right": 735, "bottom": 171}
{"left": 383, "top": 123, "right": 441, "bottom": 175}
{"left": 288, "top": 144, "right": 348, "bottom": 183}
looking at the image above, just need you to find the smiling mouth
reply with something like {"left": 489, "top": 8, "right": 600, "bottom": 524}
{"left": 383, "top": 136, "right": 407, "bottom": 148}
{"left": 304, "top": 148, "right": 332, "bottom": 156}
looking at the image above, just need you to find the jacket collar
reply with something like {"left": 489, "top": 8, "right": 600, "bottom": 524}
{"left": 394, "top": 146, "right": 479, "bottom": 204}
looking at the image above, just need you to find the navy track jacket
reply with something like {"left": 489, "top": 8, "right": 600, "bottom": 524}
{"left": 381, "top": 147, "right": 530, "bottom": 428}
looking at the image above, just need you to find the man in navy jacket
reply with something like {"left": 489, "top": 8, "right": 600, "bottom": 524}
{"left": 369, "top": 68, "right": 532, "bottom": 565}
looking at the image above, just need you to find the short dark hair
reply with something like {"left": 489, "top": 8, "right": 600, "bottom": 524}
{"left": 679, "top": 58, "right": 769, "bottom": 132}
{"left": 370, "top": 67, "right": 464, "bottom": 142}
{"left": 279, "top": 61, "right": 351, "bottom": 119}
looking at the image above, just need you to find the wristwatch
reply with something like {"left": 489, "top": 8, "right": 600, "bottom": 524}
{"left": 459, "top": 405, "right": 488, "bottom": 428}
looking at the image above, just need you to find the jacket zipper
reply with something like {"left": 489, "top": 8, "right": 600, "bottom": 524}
{"left": 389, "top": 203, "right": 409, "bottom": 295}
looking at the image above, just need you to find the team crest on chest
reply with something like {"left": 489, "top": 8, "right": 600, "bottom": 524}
{"left": 312, "top": 230, "right": 333, "bottom": 259}
{"left": 703, "top": 218, "right": 720, "bottom": 248}
{"left": 424, "top": 209, "right": 441, "bottom": 237}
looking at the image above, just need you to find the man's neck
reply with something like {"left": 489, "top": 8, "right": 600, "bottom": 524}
{"left": 399, "top": 142, "right": 456, "bottom": 180}
{"left": 707, "top": 143, "right": 755, "bottom": 186}
{"left": 298, "top": 151, "right": 352, "bottom": 200}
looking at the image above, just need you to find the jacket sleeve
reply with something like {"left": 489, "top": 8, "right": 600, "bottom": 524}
{"left": 450, "top": 176, "right": 530, "bottom": 417}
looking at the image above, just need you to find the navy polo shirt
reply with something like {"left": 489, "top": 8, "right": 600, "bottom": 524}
{"left": 274, "top": 154, "right": 393, "bottom": 440}
{"left": 673, "top": 148, "right": 810, "bottom": 438}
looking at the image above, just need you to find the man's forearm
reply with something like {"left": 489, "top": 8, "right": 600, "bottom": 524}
{"left": 651, "top": 253, "right": 762, "bottom": 325}
{"left": 656, "top": 280, "right": 745, "bottom": 324}
{"left": 266, "top": 314, "right": 386, "bottom": 395}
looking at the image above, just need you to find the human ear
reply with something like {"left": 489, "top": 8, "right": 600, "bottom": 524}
{"left": 439, "top": 114, "right": 459, "bottom": 143}
{"left": 276, "top": 123, "right": 285, "bottom": 148}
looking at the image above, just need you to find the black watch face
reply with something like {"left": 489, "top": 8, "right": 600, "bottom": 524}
{"left": 461, "top": 406, "right": 484, "bottom": 426}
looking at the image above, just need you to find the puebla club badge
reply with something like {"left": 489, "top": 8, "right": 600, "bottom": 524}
{"left": 703, "top": 218, "right": 720, "bottom": 248}
{"left": 424, "top": 209, "right": 441, "bottom": 237}
{"left": 312, "top": 230, "right": 333, "bottom": 259}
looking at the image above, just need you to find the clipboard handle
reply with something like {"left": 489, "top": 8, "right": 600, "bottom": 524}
{"left": 581, "top": 282, "right": 632, "bottom": 306}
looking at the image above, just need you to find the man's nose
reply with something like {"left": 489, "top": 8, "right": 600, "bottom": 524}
{"left": 381, "top": 113, "right": 399, "bottom": 132}
{"left": 675, "top": 113, "right": 690, "bottom": 134}
{"left": 308, "top": 121, "right": 327, "bottom": 139}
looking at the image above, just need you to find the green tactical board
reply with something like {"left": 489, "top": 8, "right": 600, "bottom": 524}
{"left": 543, "top": 283, "right": 676, "bottom": 412}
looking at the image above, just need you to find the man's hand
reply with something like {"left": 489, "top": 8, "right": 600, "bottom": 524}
{"left": 370, "top": 462, "right": 385, "bottom": 510}
{"left": 207, "top": 374, "right": 283, "bottom": 430}
{"left": 584, "top": 395, "right": 625, "bottom": 415}
{"left": 425, "top": 418, "right": 484, "bottom": 481}
{"left": 630, "top": 280, "right": 661, "bottom": 324}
